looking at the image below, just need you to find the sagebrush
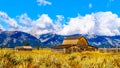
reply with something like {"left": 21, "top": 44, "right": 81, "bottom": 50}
{"left": 0, "top": 49, "right": 120, "bottom": 68}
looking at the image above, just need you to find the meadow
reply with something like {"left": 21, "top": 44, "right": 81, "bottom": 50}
{"left": 0, "top": 48, "right": 120, "bottom": 68}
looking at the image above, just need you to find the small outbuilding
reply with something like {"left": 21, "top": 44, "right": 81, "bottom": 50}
{"left": 52, "top": 36, "right": 97, "bottom": 53}
{"left": 14, "top": 46, "right": 33, "bottom": 51}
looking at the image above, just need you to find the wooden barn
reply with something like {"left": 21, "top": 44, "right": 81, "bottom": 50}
{"left": 52, "top": 36, "right": 97, "bottom": 53}
{"left": 14, "top": 46, "right": 33, "bottom": 51}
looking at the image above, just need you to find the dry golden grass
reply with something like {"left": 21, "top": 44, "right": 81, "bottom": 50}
{"left": 0, "top": 48, "right": 120, "bottom": 68}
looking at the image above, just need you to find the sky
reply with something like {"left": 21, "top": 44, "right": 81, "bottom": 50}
{"left": 0, "top": 0, "right": 120, "bottom": 37}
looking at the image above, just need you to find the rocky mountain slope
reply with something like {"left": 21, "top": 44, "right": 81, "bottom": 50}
{"left": 0, "top": 29, "right": 120, "bottom": 48}
{"left": 40, "top": 33, "right": 120, "bottom": 48}
{"left": 0, "top": 30, "right": 41, "bottom": 48}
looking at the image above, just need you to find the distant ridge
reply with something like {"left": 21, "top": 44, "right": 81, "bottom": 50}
{"left": 0, "top": 30, "right": 120, "bottom": 48}
{"left": 39, "top": 33, "right": 120, "bottom": 48}
{"left": 0, "top": 30, "right": 41, "bottom": 48}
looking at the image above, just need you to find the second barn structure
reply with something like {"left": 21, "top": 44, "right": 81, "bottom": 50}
{"left": 15, "top": 46, "right": 33, "bottom": 51}
{"left": 52, "top": 36, "right": 97, "bottom": 53}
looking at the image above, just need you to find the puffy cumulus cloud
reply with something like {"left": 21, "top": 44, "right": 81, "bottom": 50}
{"left": 37, "top": 0, "right": 52, "bottom": 6}
{"left": 0, "top": 11, "right": 55, "bottom": 38}
{"left": 0, "top": 11, "right": 19, "bottom": 29}
{"left": 53, "top": 15, "right": 64, "bottom": 34}
{"left": 18, "top": 13, "right": 32, "bottom": 26}
{"left": 93, "top": 12, "right": 120, "bottom": 35}
{"left": 58, "top": 14, "right": 95, "bottom": 35}
{"left": 0, "top": 11, "right": 120, "bottom": 38}
{"left": 33, "top": 14, "right": 53, "bottom": 29}
{"left": 17, "top": 14, "right": 54, "bottom": 37}
{"left": 59, "top": 12, "right": 120, "bottom": 36}
{"left": 30, "top": 14, "right": 54, "bottom": 37}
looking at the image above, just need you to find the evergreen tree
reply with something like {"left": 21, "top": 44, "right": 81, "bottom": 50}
{"left": 24, "top": 42, "right": 30, "bottom": 46}
{"left": 36, "top": 45, "right": 41, "bottom": 50}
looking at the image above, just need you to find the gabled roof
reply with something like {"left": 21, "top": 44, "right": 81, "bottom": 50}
{"left": 15, "top": 46, "right": 32, "bottom": 49}
{"left": 23, "top": 46, "right": 32, "bottom": 49}
{"left": 52, "top": 36, "right": 90, "bottom": 49}
{"left": 62, "top": 36, "right": 88, "bottom": 45}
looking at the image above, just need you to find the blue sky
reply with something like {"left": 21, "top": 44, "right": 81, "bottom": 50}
{"left": 0, "top": 0, "right": 120, "bottom": 37}
{"left": 0, "top": 0, "right": 120, "bottom": 19}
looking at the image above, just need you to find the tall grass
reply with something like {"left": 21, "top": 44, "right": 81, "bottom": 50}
{"left": 0, "top": 49, "right": 120, "bottom": 68}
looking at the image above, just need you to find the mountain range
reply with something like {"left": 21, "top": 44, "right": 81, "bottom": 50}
{"left": 40, "top": 33, "right": 120, "bottom": 48}
{"left": 0, "top": 29, "right": 120, "bottom": 48}
{"left": 0, "top": 30, "right": 41, "bottom": 48}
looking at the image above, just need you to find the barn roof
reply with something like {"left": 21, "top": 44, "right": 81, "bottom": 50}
{"left": 62, "top": 36, "right": 88, "bottom": 45}
{"left": 23, "top": 46, "right": 32, "bottom": 49}
{"left": 52, "top": 36, "right": 90, "bottom": 49}
{"left": 15, "top": 46, "right": 32, "bottom": 49}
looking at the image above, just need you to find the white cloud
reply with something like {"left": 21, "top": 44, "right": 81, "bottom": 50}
{"left": 37, "top": 0, "right": 52, "bottom": 6}
{"left": 0, "top": 11, "right": 19, "bottom": 29}
{"left": 53, "top": 15, "right": 64, "bottom": 34}
{"left": 0, "top": 11, "right": 120, "bottom": 38}
{"left": 89, "top": 3, "right": 92, "bottom": 9}
{"left": 16, "top": 14, "right": 54, "bottom": 37}
{"left": 59, "top": 12, "right": 120, "bottom": 36}
{"left": 18, "top": 13, "right": 32, "bottom": 26}
{"left": 59, "top": 14, "right": 95, "bottom": 35}
{"left": 0, "top": 11, "right": 55, "bottom": 37}
{"left": 33, "top": 14, "right": 53, "bottom": 29}
{"left": 30, "top": 14, "right": 54, "bottom": 36}
{"left": 93, "top": 12, "right": 120, "bottom": 35}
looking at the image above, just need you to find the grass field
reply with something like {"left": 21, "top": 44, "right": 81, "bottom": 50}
{"left": 0, "top": 48, "right": 120, "bottom": 68}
